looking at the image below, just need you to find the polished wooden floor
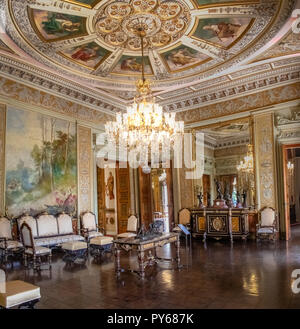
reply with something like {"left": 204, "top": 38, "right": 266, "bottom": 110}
{"left": 4, "top": 227, "right": 300, "bottom": 309}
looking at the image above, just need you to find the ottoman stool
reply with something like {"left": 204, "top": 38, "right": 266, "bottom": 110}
{"left": 61, "top": 241, "right": 88, "bottom": 266}
{"left": 89, "top": 236, "right": 113, "bottom": 260}
{"left": 0, "top": 280, "right": 40, "bottom": 309}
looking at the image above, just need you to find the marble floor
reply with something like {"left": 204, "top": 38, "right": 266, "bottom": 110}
{"left": 3, "top": 227, "right": 300, "bottom": 309}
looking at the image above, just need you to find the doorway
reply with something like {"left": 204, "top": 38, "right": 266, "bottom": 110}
{"left": 283, "top": 145, "right": 300, "bottom": 239}
{"left": 138, "top": 166, "right": 174, "bottom": 232}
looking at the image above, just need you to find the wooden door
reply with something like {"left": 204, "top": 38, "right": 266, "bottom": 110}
{"left": 166, "top": 167, "right": 174, "bottom": 230}
{"left": 96, "top": 167, "right": 106, "bottom": 230}
{"left": 203, "top": 174, "right": 210, "bottom": 206}
{"left": 116, "top": 164, "right": 131, "bottom": 234}
{"left": 138, "top": 167, "right": 152, "bottom": 228}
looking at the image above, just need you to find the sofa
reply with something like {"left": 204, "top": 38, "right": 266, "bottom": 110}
{"left": 17, "top": 212, "right": 84, "bottom": 248}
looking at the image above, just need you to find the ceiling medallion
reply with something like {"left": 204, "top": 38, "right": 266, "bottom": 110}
{"left": 94, "top": 0, "right": 191, "bottom": 51}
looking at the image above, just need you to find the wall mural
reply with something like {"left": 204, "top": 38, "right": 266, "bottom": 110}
{"left": 5, "top": 108, "right": 77, "bottom": 216}
{"left": 112, "top": 55, "right": 153, "bottom": 75}
{"left": 192, "top": 17, "right": 252, "bottom": 48}
{"left": 30, "top": 9, "right": 87, "bottom": 41}
{"left": 60, "top": 42, "right": 110, "bottom": 69}
{"left": 161, "top": 45, "right": 210, "bottom": 71}
{"left": 104, "top": 165, "right": 117, "bottom": 235}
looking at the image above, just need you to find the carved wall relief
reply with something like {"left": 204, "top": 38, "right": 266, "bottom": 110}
{"left": 254, "top": 112, "right": 276, "bottom": 209}
{"left": 77, "top": 125, "right": 93, "bottom": 216}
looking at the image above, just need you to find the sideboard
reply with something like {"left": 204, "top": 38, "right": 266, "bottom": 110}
{"left": 190, "top": 208, "right": 249, "bottom": 241}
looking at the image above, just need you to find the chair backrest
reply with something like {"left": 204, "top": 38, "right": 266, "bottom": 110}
{"left": 178, "top": 208, "right": 191, "bottom": 226}
{"left": 18, "top": 215, "right": 38, "bottom": 238}
{"left": 36, "top": 213, "right": 58, "bottom": 237}
{"left": 260, "top": 207, "right": 276, "bottom": 227}
{"left": 127, "top": 215, "right": 138, "bottom": 232}
{"left": 0, "top": 217, "right": 12, "bottom": 240}
{"left": 20, "top": 223, "right": 34, "bottom": 249}
{"left": 57, "top": 213, "right": 73, "bottom": 235}
{"left": 81, "top": 212, "right": 97, "bottom": 231}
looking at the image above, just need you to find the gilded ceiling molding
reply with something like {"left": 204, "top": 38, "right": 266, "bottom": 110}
{"left": 4, "top": 0, "right": 295, "bottom": 90}
{"left": 0, "top": 105, "right": 6, "bottom": 215}
{"left": 77, "top": 125, "right": 93, "bottom": 217}
{"left": 253, "top": 112, "right": 276, "bottom": 209}
{"left": 162, "top": 64, "right": 300, "bottom": 110}
{"left": 0, "top": 76, "right": 115, "bottom": 126}
{"left": 176, "top": 82, "right": 300, "bottom": 124}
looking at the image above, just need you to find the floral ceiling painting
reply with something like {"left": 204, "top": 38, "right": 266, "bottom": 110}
{"left": 5, "top": 108, "right": 77, "bottom": 217}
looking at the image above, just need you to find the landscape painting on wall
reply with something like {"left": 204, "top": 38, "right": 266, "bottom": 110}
{"left": 161, "top": 44, "right": 210, "bottom": 72}
{"left": 60, "top": 42, "right": 110, "bottom": 68}
{"left": 30, "top": 9, "right": 87, "bottom": 41}
{"left": 192, "top": 17, "right": 252, "bottom": 48}
{"left": 5, "top": 108, "right": 77, "bottom": 217}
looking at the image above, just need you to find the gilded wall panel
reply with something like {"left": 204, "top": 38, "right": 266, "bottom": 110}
{"left": 0, "top": 105, "right": 6, "bottom": 215}
{"left": 177, "top": 83, "right": 300, "bottom": 124}
{"left": 77, "top": 125, "right": 92, "bottom": 216}
{"left": 254, "top": 113, "right": 276, "bottom": 209}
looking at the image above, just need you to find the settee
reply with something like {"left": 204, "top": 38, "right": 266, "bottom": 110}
{"left": 17, "top": 212, "right": 84, "bottom": 248}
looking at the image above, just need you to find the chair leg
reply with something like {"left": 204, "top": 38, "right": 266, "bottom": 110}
{"left": 49, "top": 254, "right": 52, "bottom": 269}
{"left": 33, "top": 255, "right": 37, "bottom": 271}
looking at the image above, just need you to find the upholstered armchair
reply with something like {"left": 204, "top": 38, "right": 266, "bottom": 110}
{"left": 256, "top": 207, "right": 279, "bottom": 241}
{"left": 20, "top": 223, "right": 52, "bottom": 271}
{"left": 0, "top": 216, "right": 23, "bottom": 264}
{"left": 117, "top": 215, "right": 138, "bottom": 239}
{"left": 173, "top": 208, "right": 191, "bottom": 233}
{"left": 80, "top": 212, "right": 105, "bottom": 242}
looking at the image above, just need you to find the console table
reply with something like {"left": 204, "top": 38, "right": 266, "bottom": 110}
{"left": 113, "top": 232, "right": 180, "bottom": 279}
{"left": 191, "top": 208, "right": 249, "bottom": 241}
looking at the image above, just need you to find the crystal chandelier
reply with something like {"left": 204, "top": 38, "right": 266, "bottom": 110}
{"left": 237, "top": 144, "right": 254, "bottom": 173}
{"left": 105, "top": 27, "right": 184, "bottom": 163}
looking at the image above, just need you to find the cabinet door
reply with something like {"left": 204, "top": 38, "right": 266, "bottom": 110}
{"left": 116, "top": 164, "right": 131, "bottom": 234}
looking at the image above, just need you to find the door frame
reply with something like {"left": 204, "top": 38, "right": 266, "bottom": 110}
{"left": 282, "top": 143, "right": 300, "bottom": 240}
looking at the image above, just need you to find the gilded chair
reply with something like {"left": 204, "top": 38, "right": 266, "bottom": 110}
{"left": 0, "top": 216, "right": 23, "bottom": 264}
{"left": 20, "top": 223, "right": 52, "bottom": 271}
{"left": 117, "top": 215, "right": 138, "bottom": 238}
{"left": 80, "top": 212, "right": 105, "bottom": 242}
{"left": 173, "top": 208, "right": 191, "bottom": 233}
{"left": 256, "top": 207, "right": 279, "bottom": 242}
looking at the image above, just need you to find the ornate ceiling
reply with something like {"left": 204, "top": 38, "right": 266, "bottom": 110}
{"left": 0, "top": 0, "right": 299, "bottom": 119}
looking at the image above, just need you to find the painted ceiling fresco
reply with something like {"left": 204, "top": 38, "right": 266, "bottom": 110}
{"left": 0, "top": 0, "right": 298, "bottom": 94}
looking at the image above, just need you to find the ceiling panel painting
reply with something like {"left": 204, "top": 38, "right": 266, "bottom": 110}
{"left": 160, "top": 44, "right": 211, "bottom": 72}
{"left": 60, "top": 42, "right": 110, "bottom": 69}
{"left": 4, "top": 0, "right": 296, "bottom": 96}
{"left": 112, "top": 56, "right": 153, "bottom": 76}
{"left": 191, "top": 17, "right": 253, "bottom": 48}
{"left": 29, "top": 9, "right": 87, "bottom": 42}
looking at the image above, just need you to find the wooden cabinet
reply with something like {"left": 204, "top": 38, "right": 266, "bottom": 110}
{"left": 191, "top": 208, "right": 249, "bottom": 241}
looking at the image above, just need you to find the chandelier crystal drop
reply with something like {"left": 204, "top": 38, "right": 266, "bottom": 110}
{"left": 105, "top": 27, "right": 184, "bottom": 157}
{"left": 237, "top": 144, "right": 254, "bottom": 173}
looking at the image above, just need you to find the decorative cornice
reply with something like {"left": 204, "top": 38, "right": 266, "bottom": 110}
{"left": 0, "top": 54, "right": 126, "bottom": 114}
{"left": 161, "top": 64, "right": 300, "bottom": 112}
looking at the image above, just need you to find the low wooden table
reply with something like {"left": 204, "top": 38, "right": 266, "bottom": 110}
{"left": 113, "top": 232, "right": 180, "bottom": 279}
